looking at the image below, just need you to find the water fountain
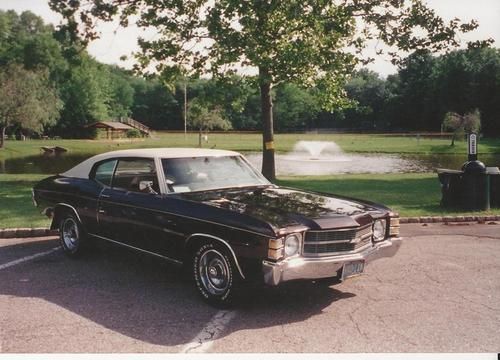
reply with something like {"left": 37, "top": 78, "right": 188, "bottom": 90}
{"left": 288, "top": 141, "right": 350, "bottom": 161}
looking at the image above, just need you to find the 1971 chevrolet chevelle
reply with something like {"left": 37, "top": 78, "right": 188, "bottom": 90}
{"left": 33, "top": 148, "right": 402, "bottom": 306}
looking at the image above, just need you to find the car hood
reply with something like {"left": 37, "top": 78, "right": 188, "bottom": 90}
{"left": 177, "top": 186, "right": 389, "bottom": 231}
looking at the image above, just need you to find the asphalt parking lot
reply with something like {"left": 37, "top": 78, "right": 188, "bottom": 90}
{"left": 1, "top": 223, "right": 499, "bottom": 353}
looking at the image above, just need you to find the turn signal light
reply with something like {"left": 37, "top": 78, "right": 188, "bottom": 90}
{"left": 269, "top": 238, "right": 284, "bottom": 249}
{"left": 389, "top": 217, "right": 400, "bottom": 237}
{"left": 268, "top": 238, "right": 284, "bottom": 260}
{"left": 268, "top": 248, "right": 284, "bottom": 260}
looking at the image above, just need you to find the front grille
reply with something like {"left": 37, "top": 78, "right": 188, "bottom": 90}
{"left": 303, "top": 225, "right": 373, "bottom": 256}
{"left": 305, "top": 229, "right": 357, "bottom": 242}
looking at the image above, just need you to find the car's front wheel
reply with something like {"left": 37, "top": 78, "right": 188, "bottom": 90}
{"left": 59, "top": 214, "right": 87, "bottom": 257}
{"left": 193, "top": 242, "right": 240, "bottom": 307}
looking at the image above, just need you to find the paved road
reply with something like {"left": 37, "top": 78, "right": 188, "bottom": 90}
{"left": 0, "top": 223, "right": 499, "bottom": 353}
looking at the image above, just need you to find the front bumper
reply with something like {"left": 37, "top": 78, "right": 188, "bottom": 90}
{"left": 262, "top": 237, "right": 402, "bottom": 286}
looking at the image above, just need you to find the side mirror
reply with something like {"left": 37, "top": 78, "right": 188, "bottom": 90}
{"left": 139, "top": 180, "right": 157, "bottom": 194}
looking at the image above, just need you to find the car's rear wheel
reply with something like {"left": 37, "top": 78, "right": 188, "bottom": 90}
{"left": 193, "top": 242, "right": 239, "bottom": 307}
{"left": 59, "top": 214, "right": 86, "bottom": 257}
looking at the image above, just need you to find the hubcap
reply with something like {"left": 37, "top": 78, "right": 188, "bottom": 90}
{"left": 62, "top": 218, "right": 79, "bottom": 251}
{"left": 198, "top": 249, "right": 230, "bottom": 296}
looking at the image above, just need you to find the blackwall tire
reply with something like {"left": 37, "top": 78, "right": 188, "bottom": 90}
{"left": 59, "top": 214, "right": 86, "bottom": 258}
{"left": 193, "top": 242, "right": 240, "bottom": 307}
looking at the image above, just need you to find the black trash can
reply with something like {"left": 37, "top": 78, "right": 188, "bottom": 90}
{"left": 461, "top": 160, "right": 489, "bottom": 211}
{"left": 487, "top": 168, "right": 500, "bottom": 208}
{"left": 437, "top": 169, "right": 464, "bottom": 208}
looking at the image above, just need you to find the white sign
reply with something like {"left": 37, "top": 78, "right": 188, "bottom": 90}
{"left": 469, "top": 134, "right": 477, "bottom": 155}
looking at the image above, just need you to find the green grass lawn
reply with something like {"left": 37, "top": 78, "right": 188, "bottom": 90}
{"left": 1, "top": 133, "right": 498, "bottom": 228}
{"left": 0, "top": 174, "right": 50, "bottom": 228}
{"left": 1, "top": 172, "right": 499, "bottom": 229}
{"left": 277, "top": 173, "right": 500, "bottom": 218}
{"left": 1, "top": 132, "right": 499, "bottom": 161}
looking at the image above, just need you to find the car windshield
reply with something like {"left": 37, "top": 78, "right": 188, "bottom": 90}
{"left": 161, "top": 155, "right": 270, "bottom": 193}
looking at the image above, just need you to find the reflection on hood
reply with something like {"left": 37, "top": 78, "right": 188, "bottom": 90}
{"left": 180, "top": 186, "right": 385, "bottom": 230}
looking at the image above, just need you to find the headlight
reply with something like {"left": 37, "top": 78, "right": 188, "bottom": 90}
{"left": 284, "top": 234, "right": 301, "bottom": 257}
{"left": 373, "top": 219, "right": 387, "bottom": 241}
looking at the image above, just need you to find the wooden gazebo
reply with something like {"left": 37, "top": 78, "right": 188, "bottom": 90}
{"left": 86, "top": 121, "right": 134, "bottom": 139}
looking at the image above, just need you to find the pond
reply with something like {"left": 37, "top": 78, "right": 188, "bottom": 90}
{"left": 0, "top": 153, "right": 94, "bottom": 174}
{"left": 246, "top": 141, "right": 500, "bottom": 176}
{"left": 1, "top": 141, "right": 499, "bottom": 176}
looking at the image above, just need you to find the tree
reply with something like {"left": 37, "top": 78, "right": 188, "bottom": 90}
{"left": 0, "top": 10, "right": 58, "bottom": 67}
{"left": 49, "top": 1, "right": 492, "bottom": 179}
{"left": 56, "top": 56, "right": 111, "bottom": 137}
{"left": 0, "top": 64, "right": 61, "bottom": 147}
{"left": 182, "top": 76, "right": 262, "bottom": 131}
{"left": 130, "top": 77, "right": 180, "bottom": 129}
{"left": 187, "top": 98, "right": 232, "bottom": 147}
{"left": 434, "top": 48, "right": 500, "bottom": 136}
{"left": 443, "top": 109, "right": 481, "bottom": 146}
{"left": 274, "top": 83, "right": 320, "bottom": 131}
{"left": 390, "top": 51, "right": 440, "bottom": 131}
{"left": 0, "top": 10, "right": 107, "bottom": 138}
{"left": 379, "top": 48, "right": 500, "bottom": 135}
{"left": 341, "top": 69, "right": 390, "bottom": 130}
{"left": 106, "top": 66, "right": 135, "bottom": 119}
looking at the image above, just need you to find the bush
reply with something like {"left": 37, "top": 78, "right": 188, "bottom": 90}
{"left": 126, "top": 129, "right": 141, "bottom": 138}
{"left": 85, "top": 127, "right": 99, "bottom": 139}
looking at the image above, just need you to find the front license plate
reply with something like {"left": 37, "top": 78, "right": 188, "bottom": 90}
{"left": 341, "top": 261, "right": 365, "bottom": 281}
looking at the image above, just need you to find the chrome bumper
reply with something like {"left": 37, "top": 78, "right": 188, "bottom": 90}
{"left": 262, "top": 237, "right": 402, "bottom": 286}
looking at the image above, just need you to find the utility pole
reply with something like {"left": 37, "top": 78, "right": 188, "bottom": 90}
{"left": 184, "top": 81, "right": 187, "bottom": 142}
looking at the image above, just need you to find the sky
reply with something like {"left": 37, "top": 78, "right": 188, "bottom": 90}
{"left": 1, "top": 0, "right": 499, "bottom": 77}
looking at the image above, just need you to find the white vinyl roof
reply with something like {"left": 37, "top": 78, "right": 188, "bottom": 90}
{"left": 62, "top": 148, "right": 241, "bottom": 179}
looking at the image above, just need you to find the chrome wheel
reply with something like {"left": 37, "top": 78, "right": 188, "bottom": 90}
{"left": 198, "top": 249, "right": 230, "bottom": 296}
{"left": 62, "top": 218, "right": 79, "bottom": 252}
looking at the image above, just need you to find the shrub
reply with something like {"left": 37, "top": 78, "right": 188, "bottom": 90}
{"left": 126, "top": 129, "right": 141, "bottom": 138}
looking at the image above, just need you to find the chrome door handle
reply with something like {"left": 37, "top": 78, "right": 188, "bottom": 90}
{"left": 100, "top": 194, "right": 110, "bottom": 199}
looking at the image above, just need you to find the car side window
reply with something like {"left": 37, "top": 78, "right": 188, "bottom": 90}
{"left": 112, "top": 158, "right": 160, "bottom": 194}
{"left": 93, "top": 159, "right": 117, "bottom": 187}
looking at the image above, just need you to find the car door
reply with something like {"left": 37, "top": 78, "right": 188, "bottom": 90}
{"left": 96, "top": 157, "right": 156, "bottom": 245}
{"left": 96, "top": 157, "right": 182, "bottom": 257}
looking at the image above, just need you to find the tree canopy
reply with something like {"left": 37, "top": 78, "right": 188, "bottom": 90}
{"left": 49, "top": 0, "right": 492, "bottom": 180}
{"left": 187, "top": 98, "right": 232, "bottom": 147}
{"left": 443, "top": 109, "right": 481, "bottom": 146}
{"left": 0, "top": 9, "right": 497, "bottom": 155}
{"left": 0, "top": 63, "right": 61, "bottom": 147}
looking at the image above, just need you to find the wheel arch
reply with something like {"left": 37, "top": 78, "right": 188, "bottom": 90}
{"left": 185, "top": 233, "right": 246, "bottom": 280}
{"left": 51, "top": 203, "right": 84, "bottom": 231}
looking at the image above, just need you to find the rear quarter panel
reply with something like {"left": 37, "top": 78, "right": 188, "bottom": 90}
{"left": 34, "top": 175, "right": 102, "bottom": 233}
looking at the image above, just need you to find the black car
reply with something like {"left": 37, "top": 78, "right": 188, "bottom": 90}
{"left": 33, "top": 148, "right": 402, "bottom": 306}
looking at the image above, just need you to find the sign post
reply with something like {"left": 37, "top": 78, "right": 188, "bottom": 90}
{"left": 468, "top": 133, "right": 478, "bottom": 162}
{"left": 463, "top": 132, "right": 490, "bottom": 211}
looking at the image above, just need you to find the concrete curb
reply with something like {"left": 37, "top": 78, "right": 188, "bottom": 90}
{"left": 2, "top": 214, "right": 500, "bottom": 238}
{"left": 400, "top": 215, "right": 500, "bottom": 224}
{"left": 0, "top": 228, "right": 58, "bottom": 239}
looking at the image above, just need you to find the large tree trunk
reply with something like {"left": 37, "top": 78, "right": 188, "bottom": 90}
{"left": 0, "top": 126, "right": 5, "bottom": 149}
{"left": 259, "top": 69, "right": 275, "bottom": 181}
{"left": 198, "top": 127, "right": 202, "bottom": 148}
